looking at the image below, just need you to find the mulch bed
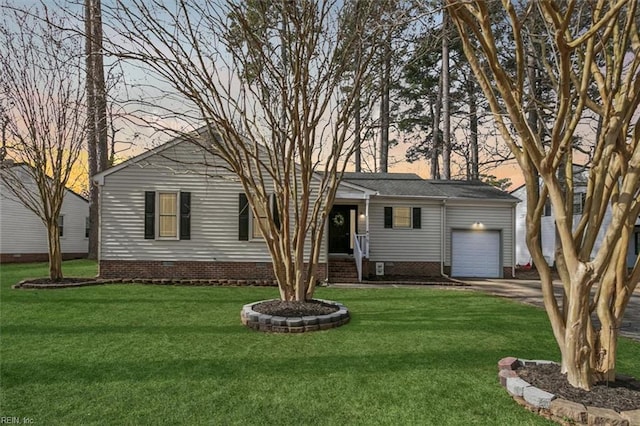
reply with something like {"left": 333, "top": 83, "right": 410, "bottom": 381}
{"left": 21, "top": 277, "right": 97, "bottom": 284}
{"left": 517, "top": 363, "right": 640, "bottom": 413}
{"left": 252, "top": 300, "right": 339, "bottom": 317}
{"left": 20, "top": 277, "right": 98, "bottom": 285}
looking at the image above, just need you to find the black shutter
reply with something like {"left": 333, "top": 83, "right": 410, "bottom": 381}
{"left": 384, "top": 207, "right": 393, "bottom": 229}
{"left": 272, "top": 195, "right": 281, "bottom": 230}
{"left": 144, "top": 191, "right": 155, "bottom": 239}
{"left": 239, "top": 193, "right": 249, "bottom": 241}
{"left": 180, "top": 192, "right": 191, "bottom": 240}
{"left": 413, "top": 207, "right": 421, "bottom": 229}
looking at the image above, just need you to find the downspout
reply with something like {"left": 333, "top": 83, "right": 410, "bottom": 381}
{"left": 365, "top": 194, "right": 370, "bottom": 257}
{"left": 324, "top": 214, "right": 329, "bottom": 284}
{"left": 93, "top": 174, "right": 104, "bottom": 277}
{"left": 511, "top": 202, "right": 516, "bottom": 278}
{"left": 441, "top": 199, "right": 449, "bottom": 277}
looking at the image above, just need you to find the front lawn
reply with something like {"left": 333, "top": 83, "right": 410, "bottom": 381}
{"left": 1, "top": 261, "right": 639, "bottom": 425}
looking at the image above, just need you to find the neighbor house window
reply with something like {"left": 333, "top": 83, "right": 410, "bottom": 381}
{"left": 573, "top": 193, "right": 586, "bottom": 215}
{"left": 543, "top": 199, "right": 552, "bottom": 216}
{"left": 158, "top": 192, "right": 178, "bottom": 238}
{"left": 58, "top": 215, "right": 64, "bottom": 237}
{"left": 393, "top": 206, "right": 412, "bottom": 228}
{"left": 85, "top": 217, "right": 90, "bottom": 238}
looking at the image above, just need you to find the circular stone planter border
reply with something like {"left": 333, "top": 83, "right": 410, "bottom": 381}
{"left": 240, "top": 299, "right": 350, "bottom": 333}
{"left": 498, "top": 357, "right": 640, "bottom": 425}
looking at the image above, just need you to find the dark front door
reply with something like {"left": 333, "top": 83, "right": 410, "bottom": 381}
{"left": 329, "top": 205, "right": 355, "bottom": 254}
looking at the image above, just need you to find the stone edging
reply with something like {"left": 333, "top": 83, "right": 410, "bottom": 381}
{"left": 498, "top": 357, "right": 640, "bottom": 425}
{"left": 241, "top": 299, "right": 350, "bottom": 333}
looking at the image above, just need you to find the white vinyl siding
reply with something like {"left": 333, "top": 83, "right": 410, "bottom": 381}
{"left": 367, "top": 199, "right": 441, "bottom": 262}
{"left": 99, "top": 140, "right": 326, "bottom": 263}
{"left": 0, "top": 167, "right": 89, "bottom": 255}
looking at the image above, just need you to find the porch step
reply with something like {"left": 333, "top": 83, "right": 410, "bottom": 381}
{"left": 328, "top": 257, "right": 358, "bottom": 283}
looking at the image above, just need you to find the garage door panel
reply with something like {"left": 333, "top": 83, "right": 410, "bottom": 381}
{"left": 451, "top": 230, "right": 501, "bottom": 278}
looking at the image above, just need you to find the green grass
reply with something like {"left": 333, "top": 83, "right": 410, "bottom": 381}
{"left": 1, "top": 261, "right": 639, "bottom": 425}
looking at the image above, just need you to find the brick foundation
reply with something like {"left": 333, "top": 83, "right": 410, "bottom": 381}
{"left": 363, "top": 261, "right": 442, "bottom": 279}
{"left": 0, "top": 252, "right": 87, "bottom": 264}
{"left": 362, "top": 262, "right": 514, "bottom": 279}
{"left": 99, "top": 259, "right": 327, "bottom": 282}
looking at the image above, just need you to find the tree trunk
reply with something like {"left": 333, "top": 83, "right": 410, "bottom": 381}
{"left": 379, "top": 31, "right": 391, "bottom": 173}
{"left": 355, "top": 96, "right": 361, "bottom": 172}
{"left": 467, "top": 79, "right": 478, "bottom": 180}
{"left": 562, "top": 275, "right": 595, "bottom": 389}
{"left": 431, "top": 77, "right": 443, "bottom": 179}
{"left": 441, "top": 10, "right": 451, "bottom": 180}
{"left": 85, "top": 0, "right": 99, "bottom": 260}
{"left": 86, "top": 0, "right": 108, "bottom": 261}
{"left": 47, "top": 221, "right": 63, "bottom": 281}
{"left": 93, "top": 0, "right": 108, "bottom": 173}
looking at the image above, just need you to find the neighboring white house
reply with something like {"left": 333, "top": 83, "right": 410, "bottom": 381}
{"left": 0, "top": 162, "right": 89, "bottom": 263}
{"left": 512, "top": 167, "right": 640, "bottom": 268}
{"left": 93, "top": 137, "right": 519, "bottom": 281}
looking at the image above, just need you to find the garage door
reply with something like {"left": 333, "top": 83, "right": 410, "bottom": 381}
{"left": 451, "top": 230, "right": 501, "bottom": 278}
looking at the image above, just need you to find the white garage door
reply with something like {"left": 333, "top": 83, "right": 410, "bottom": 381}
{"left": 451, "top": 230, "right": 501, "bottom": 278}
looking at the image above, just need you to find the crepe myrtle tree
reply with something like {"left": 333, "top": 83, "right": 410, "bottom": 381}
{"left": 0, "top": 6, "right": 86, "bottom": 281}
{"left": 448, "top": 0, "right": 640, "bottom": 389}
{"left": 105, "top": 0, "right": 389, "bottom": 301}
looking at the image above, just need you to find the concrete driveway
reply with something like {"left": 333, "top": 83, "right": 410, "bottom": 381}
{"left": 463, "top": 279, "right": 640, "bottom": 342}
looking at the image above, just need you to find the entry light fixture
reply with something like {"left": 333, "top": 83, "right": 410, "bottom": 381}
{"left": 359, "top": 212, "right": 366, "bottom": 219}
{"left": 472, "top": 221, "right": 484, "bottom": 229}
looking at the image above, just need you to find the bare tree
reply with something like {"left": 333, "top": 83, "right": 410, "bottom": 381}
{"left": 0, "top": 6, "right": 86, "bottom": 280}
{"left": 105, "top": 1, "right": 386, "bottom": 301}
{"left": 449, "top": 0, "right": 640, "bottom": 389}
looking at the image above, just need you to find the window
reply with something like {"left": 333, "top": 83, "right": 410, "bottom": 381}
{"left": 85, "top": 217, "right": 90, "bottom": 239}
{"left": 158, "top": 192, "right": 178, "bottom": 238}
{"left": 384, "top": 207, "right": 421, "bottom": 229}
{"left": 393, "top": 207, "right": 411, "bottom": 228}
{"left": 543, "top": 199, "right": 552, "bottom": 216}
{"left": 238, "top": 193, "right": 280, "bottom": 241}
{"left": 252, "top": 200, "right": 269, "bottom": 239}
{"left": 144, "top": 191, "right": 191, "bottom": 240}
{"left": 573, "top": 192, "right": 586, "bottom": 215}
{"left": 58, "top": 215, "right": 64, "bottom": 237}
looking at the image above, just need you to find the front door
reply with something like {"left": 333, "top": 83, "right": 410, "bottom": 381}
{"left": 329, "top": 205, "right": 355, "bottom": 254}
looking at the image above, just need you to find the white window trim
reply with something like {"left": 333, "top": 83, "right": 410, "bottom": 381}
{"left": 157, "top": 191, "right": 180, "bottom": 240}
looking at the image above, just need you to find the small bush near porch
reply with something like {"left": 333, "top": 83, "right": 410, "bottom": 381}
{"left": 1, "top": 261, "right": 639, "bottom": 425}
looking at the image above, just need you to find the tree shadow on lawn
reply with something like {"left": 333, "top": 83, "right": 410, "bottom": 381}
{"left": 1, "top": 323, "right": 246, "bottom": 336}
{"left": 1, "top": 348, "right": 529, "bottom": 388}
